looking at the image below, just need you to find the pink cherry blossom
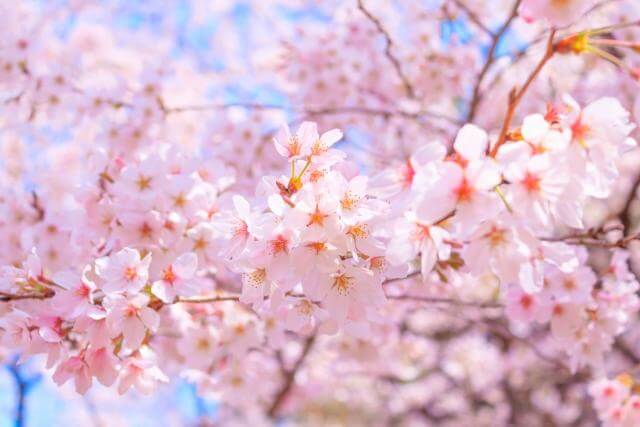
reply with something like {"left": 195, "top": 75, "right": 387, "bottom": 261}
{"left": 151, "top": 252, "right": 199, "bottom": 303}
{"left": 103, "top": 294, "right": 159, "bottom": 350}
{"left": 95, "top": 248, "right": 152, "bottom": 294}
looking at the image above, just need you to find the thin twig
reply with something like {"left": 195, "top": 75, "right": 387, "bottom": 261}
{"left": 174, "top": 295, "right": 240, "bottom": 303}
{"left": 490, "top": 29, "right": 557, "bottom": 157}
{"left": 541, "top": 224, "right": 623, "bottom": 243}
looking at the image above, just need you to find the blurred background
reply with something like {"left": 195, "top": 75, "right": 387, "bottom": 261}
{"left": 0, "top": 1, "right": 312, "bottom": 425}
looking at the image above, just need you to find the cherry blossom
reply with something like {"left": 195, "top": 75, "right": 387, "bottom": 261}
{"left": 95, "top": 248, "right": 152, "bottom": 294}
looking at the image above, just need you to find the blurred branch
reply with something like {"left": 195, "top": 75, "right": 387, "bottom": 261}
{"left": 163, "top": 102, "right": 285, "bottom": 113}
{"left": 387, "top": 294, "right": 503, "bottom": 309}
{"left": 7, "top": 361, "right": 41, "bottom": 427}
{"left": 30, "top": 191, "right": 45, "bottom": 221}
{"left": 466, "top": 0, "right": 522, "bottom": 123}
{"left": 616, "top": 338, "right": 640, "bottom": 364}
{"left": 486, "top": 321, "right": 569, "bottom": 370}
{"left": 163, "top": 102, "right": 461, "bottom": 125}
{"left": 267, "top": 334, "right": 316, "bottom": 419}
{"left": 451, "top": 0, "right": 492, "bottom": 35}
{"left": 356, "top": 0, "right": 416, "bottom": 99}
{"left": 542, "top": 230, "right": 640, "bottom": 249}
{"left": 7, "top": 364, "right": 26, "bottom": 427}
{"left": 175, "top": 294, "right": 241, "bottom": 304}
{"left": 620, "top": 172, "right": 640, "bottom": 234}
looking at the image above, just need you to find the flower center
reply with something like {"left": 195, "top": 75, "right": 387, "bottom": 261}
{"left": 453, "top": 177, "right": 474, "bottom": 202}
{"left": 136, "top": 175, "right": 152, "bottom": 191}
{"left": 163, "top": 266, "right": 177, "bottom": 285}
{"left": 269, "top": 235, "right": 289, "bottom": 255}
{"left": 124, "top": 266, "right": 138, "bottom": 282}
{"left": 340, "top": 192, "right": 359, "bottom": 211}
{"left": 307, "top": 205, "right": 328, "bottom": 226}
{"left": 196, "top": 338, "right": 211, "bottom": 351}
{"left": 233, "top": 220, "right": 248, "bottom": 238}
{"left": 296, "top": 300, "right": 314, "bottom": 315}
{"left": 306, "top": 241, "right": 327, "bottom": 254}
{"left": 486, "top": 226, "right": 506, "bottom": 248}
{"left": 519, "top": 294, "right": 533, "bottom": 310}
{"left": 332, "top": 274, "right": 354, "bottom": 296}
{"left": 288, "top": 135, "right": 301, "bottom": 156}
{"left": 522, "top": 172, "right": 541, "bottom": 193}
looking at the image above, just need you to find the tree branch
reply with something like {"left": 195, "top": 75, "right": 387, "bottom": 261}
{"left": 490, "top": 29, "right": 556, "bottom": 157}
{"left": 465, "top": 0, "right": 522, "bottom": 123}
{"left": 620, "top": 171, "right": 640, "bottom": 234}
{"left": 356, "top": 0, "right": 416, "bottom": 99}
{"left": 387, "top": 294, "right": 503, "bottom": 309}
{"left": 174, "top": 294, "right": 241, "bottom": 304}
{"left": 8, "top": 364, "right": 26, "bottom": 427}
{"left": 267, "top": 334, "right": 316, "bottom": 419}
{"left": 6, "top": 362, "right": 40, "bottom": 427}
{"left": 452, "top": 0, "right": 492, "bottom": 36}
{"left": 163, "top": 102, "right": 460, "bottom": 125}
{"left": 0, "top": 290, "right": 55, "bottom": 303}
{"left": 542, "top": 230, "right": 640, "bottom": 249}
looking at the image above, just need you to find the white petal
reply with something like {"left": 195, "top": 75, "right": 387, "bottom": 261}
{"left": 454, "top": 124, "right": 488, "bottom": 160}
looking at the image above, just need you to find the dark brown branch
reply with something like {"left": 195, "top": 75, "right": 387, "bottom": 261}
{"left": 616, "top": 338, "right": 640, "bottom": 364}
{"left": 0, "top": 290, "right": 55, "bottom": 302}
{"left": 267, "top": 335, "right": 316, "bottom": 419}
{"left": 465, "top": 0, "right": 522, "bottom": 122}
{"left": 356, "top": 0, "right": 416, "bottom": 99}
{"left": 30, "top": 191, "right": 45, "bottom": 221}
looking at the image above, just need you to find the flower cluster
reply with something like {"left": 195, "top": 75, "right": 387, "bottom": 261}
{"left": 590, "top": 376, "right": 640, "bottom": 426}
{"left": 213, "top": 122, "right": 400, "bottom": 335}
